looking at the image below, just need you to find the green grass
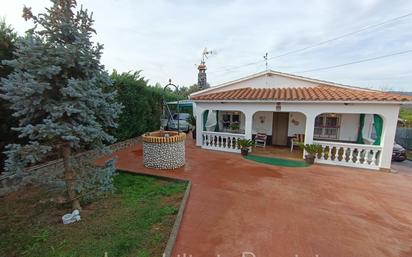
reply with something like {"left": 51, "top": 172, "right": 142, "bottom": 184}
{"left": 245, "top": 154, "right": 309, "bottom": 167}
{"left": 0, "top": 172, "right": 187, "bottom": 257}
{"left": 407, "top": 150, "right": 412, "bottom": 160}
{"left": 399, "top": 107, "right": 412, "bottom": 126}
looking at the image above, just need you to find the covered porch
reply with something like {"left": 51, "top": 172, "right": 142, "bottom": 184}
{"left": 195, "top": 102, "right": 398, "bottom": 171}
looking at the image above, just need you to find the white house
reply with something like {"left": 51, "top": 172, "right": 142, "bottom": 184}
{"left": 190, "top": 70, "right": 412, "bottom": 171}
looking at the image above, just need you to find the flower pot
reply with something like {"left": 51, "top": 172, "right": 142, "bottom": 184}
{"left": 241, "top": 148, "right": 249, "bottom": 156}
{"left": 305, "top": 154, "right": 315, "bottom": 165}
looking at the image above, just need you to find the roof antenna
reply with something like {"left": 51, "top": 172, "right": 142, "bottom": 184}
{"left": 201, "top": 47, "right": 214, "bottom": 63}
{"left": 263, "top": 52, "right": 268, "bottom": 71}
{"left": 263, "top": 52, "right": 269, "bottom": 87}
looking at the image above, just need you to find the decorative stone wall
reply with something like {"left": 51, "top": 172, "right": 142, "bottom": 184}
{"left": 143, "top": 131, "right": 186, "bottom": 169}
{"left": 0, "top": 137, "right": 141, "bottom": 196}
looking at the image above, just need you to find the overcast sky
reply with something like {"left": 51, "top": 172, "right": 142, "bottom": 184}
{"left": 1, "top": 0, "right": 412, "bottom": 91}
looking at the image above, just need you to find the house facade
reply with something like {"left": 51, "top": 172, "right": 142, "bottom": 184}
{"left": 190, "top": 70, "right": 412, "bottom": 171}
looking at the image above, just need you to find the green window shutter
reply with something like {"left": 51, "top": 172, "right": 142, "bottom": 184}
{"left": 203, "top": 110, "right": 209, "bottom": 131}
{"left": 356, "top": 114, "right": 365, "bottom": 144}
{"left": 373, "top": 114, "right": 383, "bottom": 145}
{"left": 214, "top": 110, "right": 219, "bottom": 132}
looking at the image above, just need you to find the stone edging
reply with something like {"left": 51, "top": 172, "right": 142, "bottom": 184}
{"left": 163, "top": 179, "right": 191, "bottom": 257}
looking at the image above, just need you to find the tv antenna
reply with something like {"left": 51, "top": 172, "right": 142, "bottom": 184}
{"left": 263, "top": 52, "right": 268, "bottom": 70}
{"left": 201, "top": 47, "right": 214, "bottom": 63}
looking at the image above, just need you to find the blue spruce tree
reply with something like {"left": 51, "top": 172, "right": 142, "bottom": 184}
{"left": 0, "top": 0, "right": 122, "bottom": 210}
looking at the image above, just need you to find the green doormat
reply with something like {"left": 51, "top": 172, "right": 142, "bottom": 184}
{"left": 245, "top": 155, "right": 309, "bottom": 167}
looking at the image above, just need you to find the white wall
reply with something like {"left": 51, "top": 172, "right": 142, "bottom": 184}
{"left": 252, "top": 111, "right": 273, "bottom": 134}
{"left": 251, "top": 111, "right": 306, "bottom": 136}
{"left": 339, "top": 114, "right": 359, "bottom": 142}
{"left": 288, "top": 112, "right": 306, "bottom": 136}
{"left": 208, "top": 73, "right": 319, "bottom": 94}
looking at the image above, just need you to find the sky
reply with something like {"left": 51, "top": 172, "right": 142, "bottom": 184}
{"left": 1, "top": 0, "right": 412, "bottom": 91}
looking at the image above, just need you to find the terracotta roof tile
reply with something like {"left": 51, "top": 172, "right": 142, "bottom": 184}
{"left": 190, "top": 86, "right": 412, "bottom": 102}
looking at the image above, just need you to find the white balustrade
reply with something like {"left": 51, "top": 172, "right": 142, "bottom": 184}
{"left": 201, "top": 131, "right": 245, "bottom": 153}
{"left": 313, "top": 140, "right": 382, "bottom": 170}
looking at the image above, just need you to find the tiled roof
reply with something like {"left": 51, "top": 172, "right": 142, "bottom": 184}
{"left": 190, "top": 86, "right": 412, "bottom": 102}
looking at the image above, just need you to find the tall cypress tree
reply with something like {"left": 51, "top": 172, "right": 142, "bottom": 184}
{"left": 0, "top": 0, "right": 122, "bottom": 210}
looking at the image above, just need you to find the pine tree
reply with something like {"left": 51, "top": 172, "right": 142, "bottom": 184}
{"left": 0, "top": 0, "right": 122, "bottom": 210}
{"left": 0, "top": 19, "right": 19, "bottom": 173}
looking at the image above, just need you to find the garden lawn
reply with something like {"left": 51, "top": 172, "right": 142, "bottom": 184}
{"left": 0, "top": 172, "right": 187, "bottom": 257}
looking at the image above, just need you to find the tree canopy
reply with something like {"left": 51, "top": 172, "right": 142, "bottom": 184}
{"left": 0, "top": 0, "right": 122, "bottom": 209}
{"left": 0, "top": 19, "right": 19, "bottom": 173}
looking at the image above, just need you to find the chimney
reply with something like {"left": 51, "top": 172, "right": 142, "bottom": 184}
{"left": 197, "top": 61, "right": 209, "bottom": 90}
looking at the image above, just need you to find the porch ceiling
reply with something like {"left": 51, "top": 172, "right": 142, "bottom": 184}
{"left": 190, "top": 86, "right": 412, "bottom": 102}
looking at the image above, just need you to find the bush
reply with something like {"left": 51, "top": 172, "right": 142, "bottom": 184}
{"left": 237, "top": 139, "right": 255, "bottom": 149}
{"left": 297, "top": 143, "right": 323, "bottom": 155}
{"left": 111, "top": 71, "right": 183, "bottom": 141}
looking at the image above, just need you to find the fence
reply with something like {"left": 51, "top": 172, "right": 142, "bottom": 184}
{"left": 395, "top": 128, "right": 412, "bottom": 150}
{"left": 0, "top": 137, "right": 141, "bottom": 196}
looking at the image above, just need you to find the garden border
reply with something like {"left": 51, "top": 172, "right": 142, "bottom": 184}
{"left": 163, "top": 179, "right": 191, "bottom": 257}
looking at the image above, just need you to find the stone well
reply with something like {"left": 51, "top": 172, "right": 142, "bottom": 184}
{"left": 142, "top": 131, "right": 186, "bottom": 169}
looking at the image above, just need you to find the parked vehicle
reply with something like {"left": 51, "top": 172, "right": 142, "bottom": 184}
{"left": 167, "top": 113, "right": 192, "bottom": 133}
{"left": 392, "top": 143, "right": 407, "bottom": 162}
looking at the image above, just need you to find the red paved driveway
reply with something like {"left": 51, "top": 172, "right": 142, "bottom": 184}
{"left": 101, "top": 139, "right": 412, "bottom": 257}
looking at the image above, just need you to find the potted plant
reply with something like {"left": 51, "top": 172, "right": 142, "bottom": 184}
{"left": 188, "top": 115, "right": 196, "bottom": 139}
{"left": 297, "top": 143, "right": 323, "bottom": 164}
{"left": 237, "top": 139, "right": 255, "bottom": 156}
{"left": 229, "top": 123, "right": 240, "bottom": 132}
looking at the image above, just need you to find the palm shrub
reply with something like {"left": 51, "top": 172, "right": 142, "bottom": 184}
{"left": 297, "top": 143, "right": 323, "bottom": 164}
{"left": 237, "top": 139, "right": 255, "bottom": 156}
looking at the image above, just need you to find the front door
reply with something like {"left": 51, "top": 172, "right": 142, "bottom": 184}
{"left": 272, "top": 112, "right": 289, "bottom": 146}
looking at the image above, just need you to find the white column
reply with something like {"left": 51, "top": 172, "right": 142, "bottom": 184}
{"left": 379, "top": 113, "right": 399, "bottom": 170}
{"left": 304, "top": 112, "right": 316, "bottom": 145}
{"left": 195, "top": 107, "right": 204, "bottom": 146}
{"left": 303, "top": 112, "right": 316, "bottom": 158}
{"left": 244, "top": 111, "right": 253, "bottom": 140}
